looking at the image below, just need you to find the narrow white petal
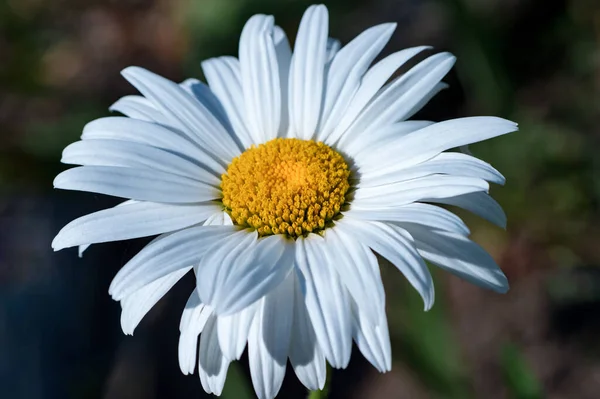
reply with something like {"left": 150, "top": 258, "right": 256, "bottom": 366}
{"left": 198, "top": 314, "right": 231, "bottom": 396}
{"left": 202, "top": 56, "right": 254, "bottom": 149}
{"left": 321, "top": 228, "right": 385, "bottom": 324}
{"left": 248, "top": 273, "right": 294, "bottom": 399}
{"left": 345, "top": 202, "right": 470, "bottom": 236}
{"left": 120, "top": 267, "right": 191, "bottom": 335}
{"left": 202, "top": 211, "right": 234, "bottom": 227}
{"left": 180, "top": 78, "right": 246, "bottom": 154}
{"left": 180, "top": 290, "right": 212, "bottom": 335}
{"left": 407, "top": 225, "right": 509, "bottom": 292}
{"left": 121, "top": 66, "right": 240, "bottom": 162}
{"left": 82, "top": 117, "right": 220, "bottom": 173}
{"left": 337, "top": 218, "right": 435, "bottom": 310}
{"left": 76, "top": 199, "right": 134, "bottom": 256}
{"left": 54, "top": 166, "right": 219, "bottom": 203}
{"left": 197, "top": 233, "right": 295, "bottom": 316}
{"left": 358, "top": 117, "right": 518, "bottom": 174}
{"left": 62, "top": 139, "right": 220, "bottom": 186}
{"left": 289, "top": 271, "right": 326, "bottom": 390}
{"left": 351, "top": 298, "right": 391, "bottom": 372}
{"left": 180, "top": 79, "right": 234, "bottom": 136}
{"left": 178, "top": 331, "right": 199, "bottom": 375}
{"left": 325, "top": 37, "right": 341, "bottom": 63}
{"left": 317, "top": 23, "right": 397, "bottom": 140}
{"left": 81, "top": 117, "right": 224, "bottom": 176}
{"left": 78, "top": 244, "right": 90, "bottom": 257}
{"left": 217, "top": 303, "right": 258, "bottom": 361}
{"left": 427, "top": 191, "right": 507, "bottom": 228}
{"left": 239, "top": 15, "right": 281, "bottom": 143}
{"left": 352, "top": 175, "right": 489, "bottom": 207}
{"left": 295, "top": 235, "right": 352, "bottom": 368}
{"left": 342, "top": 120, "right": 434, "bottom": 160}
{"left": 326, "top": 46, "right": 430, "bottom": 145}
{"left": 401, "top": 81, "right": 449, "bottom": 121}
{"left": 53, "top": 201, "right": 220, "bottom": 250}
{"left": 337, "top": 53, "right": 455, "bottom": 145}
{"left": 273, "top": 26, "right": 292, "bottom": 137}
{"left": 358, "top": 151, "right": 505, "bottom": 188}
{"left": 109, "top": 95, "right": 170, "bottom": 125}
{"left": 179, "top": 292, "right": 212, "bottom": 375}
{"left": 289, "top": 4, "right": 329, "bottom": 139}
{"left": 109, "top": 225, "right": 238, "bottom": 300}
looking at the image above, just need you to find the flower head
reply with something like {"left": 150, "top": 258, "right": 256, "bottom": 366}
{"left": 53, "top": 4, "right": 517, "bottom": 398}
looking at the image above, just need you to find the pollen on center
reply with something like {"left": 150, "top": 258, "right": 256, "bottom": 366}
{"left": 221, "top": 138, "right": 351, "bottom": 237}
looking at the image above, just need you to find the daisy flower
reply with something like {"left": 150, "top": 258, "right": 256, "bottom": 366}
{"left": 52, "top": 4, "right": 516, "bottom": 398}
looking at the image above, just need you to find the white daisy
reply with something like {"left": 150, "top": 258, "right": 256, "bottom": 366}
{"left": 52, "top": 4, "right": 516, "bottom": 399}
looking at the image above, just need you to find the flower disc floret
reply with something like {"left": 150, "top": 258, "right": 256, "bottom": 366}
{"left": 221, "top": 138, "right": 350, "bottom": 237}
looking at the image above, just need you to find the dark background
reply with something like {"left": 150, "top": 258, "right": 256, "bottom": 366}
{"left": 2, "top": 0, "right": 600, "bottom": 398}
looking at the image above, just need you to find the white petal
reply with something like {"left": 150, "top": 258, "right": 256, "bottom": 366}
{"left": 337, "top": 218, "right": 435, "bottom": 310}
{"left": 345, "top": 202, "right": 470, "bottom": 236}
{"left": 352, "top": 175, "right": 489, "bottom": 208}
{"left": 180, "top": 79, "right": 246, "bottom": 153}
{"left": 325, "top": 37, "right": 341, "bottom": 63}
{"left": 76, "top": 199, "right": 135, "bottom": 256}
{"left": 321, "top": 228, "right": 385, "bottom": 324}
{"left": 109, "top": 225, "right": 238, "bottom": 300}
{"left": 53, "top": 201, "right": 220, "bottom": 250}
{"left": 317, "top": 23, "right": 396, "bottom": 141}
{"left": 358, "top": 151, "right": 505, "bottom": 188}
{"left": 121, "top": 66, "right": 240, "bottom": 162}
{"left": 178, "top": 330, "right": 199, "bottom": 375}
{"left": 196, "top": 233, "right": 295, "bottom": 316}
{"left": 427, "top": 191, "right": 507, "bottom": 228}
{"left": 61, "top": 139, "right": 220, "bottom": 186}
{"left": 358, "top": 117, "right": 518, "bottom": 174}
{"left": 78, "top": 244, "right": 90, "bottom": 257}
{"left": 341, "top": 120, "right": 434, "bottom": 160}
{"left": 203, "top": 211, "right": 234, "bottom": 227}
{"left": 295, "top": 235, "right": 352, "bottom": 368}
{"left": 180, "top": 78, "right": 237, "bottom": 142}
{"left": 217, "top": 303, "right": 258, "bottom": 361}
{"left": 198, "top": 314, "right": 231, "bottom": 396}
{"left": 288, "top": 271, "right": 326, "bottom": 390}
{"left": 273, "top": 26, "right": 292, "bottom": 137}
{"left": 109, "top": 95, "right": 171, "bottom": 125}
{"left": 248, "top": 273, "right": 294, "bottom": 399}
{"left": 201, "top": 56, "right": 254, "bottom": 149}
{"left": 120, "top": 267, "right": 191, "bottom": 335}
{"left": 180, "top": 290, "right": 212, "bottom": 335}
{"left": 407, "top": 225, "right": 509, "bottom": 292}
{"left": 351, "top": 298, "right": 391, "bottom": 372}
{"left": 289, "top": 4, "right": 329, "bottom": 140}
{"left": 54, "top": 165, "right": 219, "bottom": 203}
{"left": 337, "top": 52, "right": 455, "bottom": 145}
{"left": 179, "top": 294, "right": 213, "bottom": 375}
{"left": 326, "top": 46, "right": 430, "bottom": 145}
{"left": 239, "top": 15, "right": 281, "bottom": 143}
{"left": 401, "top": 81, "right": 448, "bottom": 121}
{"left": 81, "top": 117, "right": 224, "bottom": 176}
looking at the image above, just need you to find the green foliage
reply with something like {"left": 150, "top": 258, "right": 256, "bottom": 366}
{"left": 501, "top": 343, "right": 544, "bottom": 399}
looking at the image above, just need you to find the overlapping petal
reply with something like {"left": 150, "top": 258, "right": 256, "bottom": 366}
{"left": 196, "top": 233, "right": 295, "bottom": 315}
{"left": 295, "top": 235, "right": 352, "bottom": 368}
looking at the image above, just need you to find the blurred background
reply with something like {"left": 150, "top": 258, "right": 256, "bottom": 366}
{"left": 2, "top": 0, "right": 600, "bottom": 398}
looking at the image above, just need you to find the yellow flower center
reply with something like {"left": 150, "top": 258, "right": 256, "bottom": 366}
{"left": 221, "top": 138, "right": 351, "bottom": 237}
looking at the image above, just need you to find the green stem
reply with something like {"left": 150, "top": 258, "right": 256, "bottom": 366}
{"left": 307, "top": 365, "right": 331, "bottom": 399}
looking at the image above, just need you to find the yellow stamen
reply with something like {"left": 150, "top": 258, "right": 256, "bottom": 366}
{"left": 221, "top": 138, "right": 350, "bottom": 237}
